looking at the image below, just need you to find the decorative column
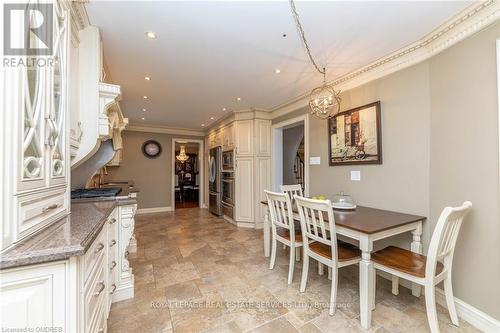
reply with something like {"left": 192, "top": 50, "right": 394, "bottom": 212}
{"left": 114, "top": 203, "right": 136, "bottom": 302}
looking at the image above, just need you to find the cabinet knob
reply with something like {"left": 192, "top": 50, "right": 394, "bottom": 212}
{"left": 109, "top": 218, "right": 117, "bottom": 224}
{"left": 93, "top": 281, "right": 105, "bottom": 296}
{"left": 109, "top": 240, "right": 117, "bottom": 247}
{"left": 110, "top": 261, "right": 117, "bottom": 270}
{"left": 94, "top": 242, "right": 105, "bottom": 254}
{"left": 109, "top": 283, "right": 117, "bottom": 295}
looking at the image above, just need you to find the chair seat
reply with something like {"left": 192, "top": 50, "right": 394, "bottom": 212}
{"left": 371, "top": 246, "right": 444, "bottom": 278}
{"left": 309, "top": 240, "right": 361, "bottom": 261}
{"left": 276, "top": 228, "right": 303, "bottom": 242}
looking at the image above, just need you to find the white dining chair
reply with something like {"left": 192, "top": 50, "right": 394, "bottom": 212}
{"left": 280, "top": 184, "right": 303, "bottom": 203}
{"left": 280, "top": 184, "right": 304, "bottom": 256}
{"left": 265, "top": 190, "right": 303, "bottom": 284}
{"left": 371, "top": 201, "right": 472, "bottom": 333}
{"left": 294, "top": 195, "right": 361, "bottom": 315}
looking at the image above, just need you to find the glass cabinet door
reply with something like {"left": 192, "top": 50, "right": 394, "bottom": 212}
{"left": 48, "top": 2, "right": 68, "bottom": 185}
{"left": 19, "top": 9, "right": 47, "bottom": 191}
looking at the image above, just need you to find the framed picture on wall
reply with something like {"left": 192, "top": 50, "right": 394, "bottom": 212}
{"left": 328, "top": 101, "right": 382, "bottom": 166}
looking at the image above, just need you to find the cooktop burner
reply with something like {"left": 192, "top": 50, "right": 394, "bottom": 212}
{"left": 71, "top": 187, "right": 122, "bottom": 199}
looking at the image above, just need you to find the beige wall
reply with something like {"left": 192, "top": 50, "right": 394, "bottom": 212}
{"left": 290, "top": 23, "right": 499, "bottom": 319}
{"left": 105, "top": 131, "right": 203, "bottom": 209}
{"left": 428, "top": 23, "right": 500, "bottom": 319}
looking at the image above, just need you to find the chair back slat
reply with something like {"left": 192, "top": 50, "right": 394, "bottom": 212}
{"left": 281, "top": 184, "right": 303, "bottom": 203}
{"left": 426, "top": 202, "right": 472, "bottom": 278}
{"left": 265, "top": 190, "right": 295, "bottom": 235}
{"left": 294, "top": 195, "right": 337, "bottom": 257}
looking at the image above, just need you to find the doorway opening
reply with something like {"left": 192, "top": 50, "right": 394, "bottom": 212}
{"left": 171, "top": 139, "right": 204, "bottom": 210}
{"left": 272, "top": 115, "right": 309, "bottom": 196}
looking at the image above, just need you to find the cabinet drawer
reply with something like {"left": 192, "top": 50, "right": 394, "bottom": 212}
{"left": 84, "top": 255, "right": 106, "bottom": 329}
{"left": 87, "top": 292, "right": 107, "bottom": 333}
{"left": 83, "top": 228, "right": 107, "bottom": 283}
{"left": 17, "top": 188, "right": 68, "bottom": 240}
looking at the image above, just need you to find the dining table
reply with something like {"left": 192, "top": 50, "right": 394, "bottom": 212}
{"left": 261, "top": 200, "right": 426, "bottom": 330}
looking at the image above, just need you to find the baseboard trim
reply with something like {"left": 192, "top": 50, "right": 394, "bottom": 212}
{"left": 112, "top": 285, "right": 134, "bottom": 303}
{"left": 237, "top": 222, "right": 255, "bottom": 228}
{"left": 377, "top": 271, "right": 500, "bottom": 332}
{"left": 434, "top": 289, "right": 500, "bottom": 333}
{"left": 136, "top": 206, "right": 172, "bottom": 214}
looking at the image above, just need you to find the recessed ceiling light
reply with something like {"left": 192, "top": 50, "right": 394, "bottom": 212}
{"left": 274, "top": 69, "right": 281, "bottom": 74}
{"left": 142, "top": 108, "right": 147, "bottom": 112}
{"left": 201, "top": 124, "right": 205, "bottom": 127}
{"left": 236, "top": 97, "right": 241, "bottom": 101}
{"left": 144, "top": 76, "right": 151, "bottom": 81}
{"left": 210, "top": 117, "right": 214, "bottom": 120}
{"left": 222, "top": 108, "right": 226, "bottom": 111}
{"left": 145, "top": 31, "right": 156, "bottom": 39}
{"left": 143, "top": 95, "right": 148, "bottom": 99}
{"left": 141, "top": 117, "right": 145, "bottom": 120}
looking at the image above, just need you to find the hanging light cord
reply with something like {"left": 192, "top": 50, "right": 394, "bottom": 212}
{"left": 289, "top": 0, "right": 325, "bottom": 78}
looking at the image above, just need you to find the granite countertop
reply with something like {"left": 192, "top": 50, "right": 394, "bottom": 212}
{"left": 0, "top": 198, "right": 136, "bottom": 270}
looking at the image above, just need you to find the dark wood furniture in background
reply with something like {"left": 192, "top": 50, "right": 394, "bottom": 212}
{"left": 175, "top": 153, "right": 199, "bottom": 203}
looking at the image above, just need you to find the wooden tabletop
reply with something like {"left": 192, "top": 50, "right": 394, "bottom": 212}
{"left": 260, "top": 201, "right": 426, "bottom": 234}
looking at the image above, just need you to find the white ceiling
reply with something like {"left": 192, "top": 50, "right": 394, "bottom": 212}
{"left": 86, "top": 1, "right": 472, "bottom": 129}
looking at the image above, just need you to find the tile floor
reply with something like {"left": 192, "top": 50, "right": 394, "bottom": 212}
{"left": 108, "top": 208, "right": 479, "bottom": 333}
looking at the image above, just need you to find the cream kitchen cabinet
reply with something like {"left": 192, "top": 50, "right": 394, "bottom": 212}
{"left": 0, "top": 203, "right": 136, "bottom": 333}
{"left": 207, "top": 132, "right": 216, "bottom": 149}
{"left": 1, "top": 0, "right": 71, "bottom": 251}
{"left": 254, "top": 156, "right": 271, "bottom": 226}
{"left": 235, "top": 120, "right": 254, "bottom": 156}
{"left": 235, "top": 157, "right": 254, "bottom": 224}
{"left": 254, "top": 119, "right": 271, "bottom": 156}
{"left": 222, "top": 123, "right": 235, "bottom": 151}
{"left": 0, "top": 261, "right": 73, "bottom": 332}
{"left": 205, "top": 117, "right": 270, "bottom": 228}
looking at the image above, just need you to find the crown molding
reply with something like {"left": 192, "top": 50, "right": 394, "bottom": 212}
{"left": 271, "top": 0, "right": 500, "bottom": 119}
{"left": 69, "top": 1, "right": 90, "bottom": 47}
{"left": 126, "top": 123, "right": 205, "bottom": 137}
{"left": 205, "top": 108, "right": 273, "bottom": 133}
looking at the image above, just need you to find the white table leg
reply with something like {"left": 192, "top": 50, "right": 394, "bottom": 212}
{"left": 264, "top": 210, "right": 271, "bottom": 257}
{"left": 359, "top": 235, "right": 374, "bottom": 330}
{"left": 411, "top": 223, "right": 423, "bottom": 297}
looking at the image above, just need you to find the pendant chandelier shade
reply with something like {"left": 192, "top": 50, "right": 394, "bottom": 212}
{"left": 176, "top": 145, "right": 189, "bottom": 163}
{"left": 289, "top": 0, "right": 342, "bottom": 119}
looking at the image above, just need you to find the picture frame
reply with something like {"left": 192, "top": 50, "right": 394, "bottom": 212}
{"left": 328, "top": 101, "right": 382, "bottom": 166}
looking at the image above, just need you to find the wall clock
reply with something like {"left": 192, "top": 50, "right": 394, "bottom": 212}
{"left": 142, "top": 140, "right": 162, "bottom": 159}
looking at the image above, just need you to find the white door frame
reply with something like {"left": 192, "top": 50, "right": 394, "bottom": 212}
{"left": 271, "top": 114, "right": 310, "bottom": 196}
{"left": 171, "top": 138, "right": 205, "bottom": 211}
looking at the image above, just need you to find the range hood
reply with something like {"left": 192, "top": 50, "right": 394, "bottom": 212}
{"left": 71, "top": 140, "right": 116, "bottom": 190}
{"left": 70, "top": 25, "right": 127, "bottom": 169}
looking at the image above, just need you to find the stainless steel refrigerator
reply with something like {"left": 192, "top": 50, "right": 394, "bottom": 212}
{"left": 208, "top": 146, "right": 222, "bottom": 216}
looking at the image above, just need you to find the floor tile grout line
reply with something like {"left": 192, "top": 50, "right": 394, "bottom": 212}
{"left": 242, "top": 313, "right": 291, "bottom": 333}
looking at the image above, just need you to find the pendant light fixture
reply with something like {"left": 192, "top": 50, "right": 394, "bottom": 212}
{"left": 289, "top": 0, "right": 341, "bottom": 119}
{"left": 176, "top": 145, "right": 189, "bottom": 163}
